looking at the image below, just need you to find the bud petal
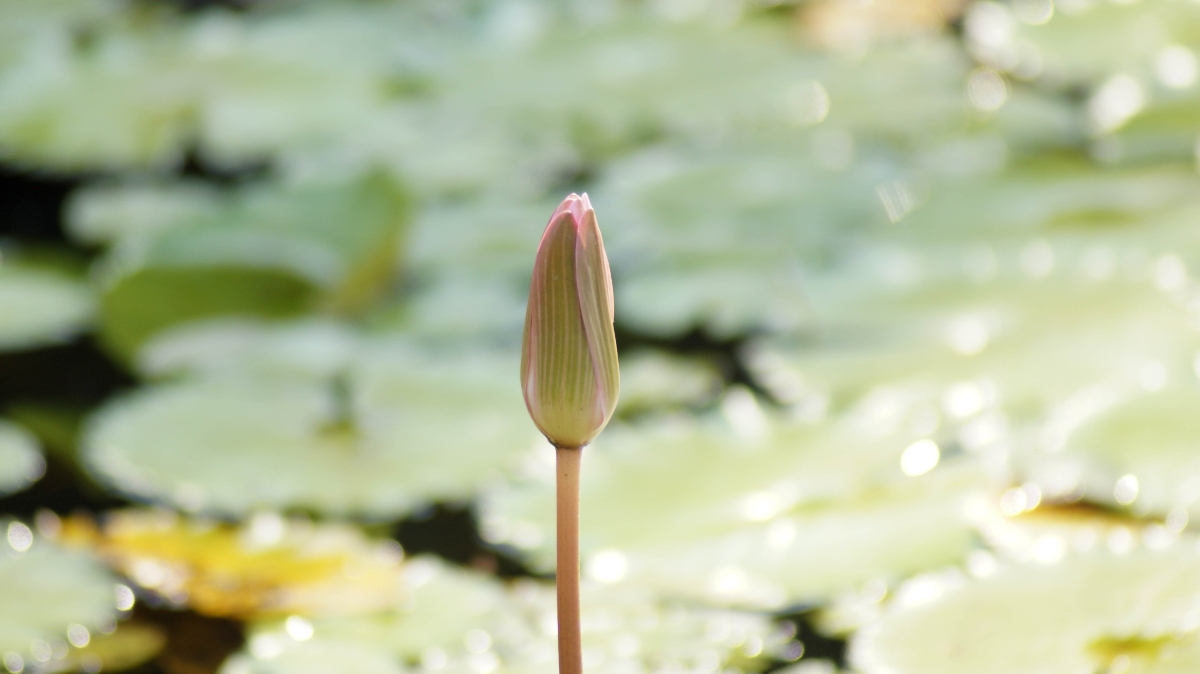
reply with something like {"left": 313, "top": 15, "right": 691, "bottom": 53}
{"left": 521, "top": 194, "right": 620, "bottom": 448}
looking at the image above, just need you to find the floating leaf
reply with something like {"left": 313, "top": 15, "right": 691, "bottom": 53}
{"left": 0, "top": 263, "right": 93, "bottom": 351}
{"left": 1023, "top": 388, "right": 1200, "bottom": 518}
{"left": 57, "top": 622, "right": 166, "bottom": 674}
{"left": 0, "top": 20, "right": 195, "bottom": 170}
{"left": 95, "top": 172, "right": 408, "bottom": 360}
{"left": 483, "top": 416, "right": 991, "bottom": 608}
{"left": 84, "top": 347, "right": 536, "bottom": 518}
{"left": 66, "top": 180, "right": 220, "bottom": 246}
{"left": 57, "top": 509, "right": 405, "bottom": 620}
{"left": 0, "top": 419, "right": 45, "bottom": 496}
{"left": 223, "top": 557, "right": 782, "bottom": 674}
{"left": 136, "top": 318, "right": 358, "bottom": 381}
{"left": 0, "top": 522, "right": 122, "bottom": 672}
{"left": 851, "top": 548, "right": 1200, "bottom": 674}
{"left": 615, "top": 350, "right": 722, "bottom": 415}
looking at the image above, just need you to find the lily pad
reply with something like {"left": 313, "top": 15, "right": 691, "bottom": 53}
{"left": 135, "top": 317, "right": 358, "bottom": 381}
{"left": 1023, "top": 387, "right": 1200, "bottom": 518}
{"left": 57, "top": 509, "right": 406, "bottom": 620}
{"left": 84, "top": 347, "right": 537, "bottom": 518}
{"left": 393, "top": 270, "right": 528, "bottom": 343}
{"left": 223, "top": 557, "right": 781, "bottom": 674}
{"left": 617, "top": 262, "right": 812, "bottom": 339}
{"left": 770, "top": 263, "right": 1200, "bottom": 428}
{"left": 310, "top": 556, "right": 517, "bottom": 660}
{"left": 482, "top": 414, "right": 992, "bottom": 608}
{"left": 0, "top": 264, "right": 93, "bottom": 352}
{"left": 221, "top": 639, "right": 407, "bottom": 674}
{"left": 0, "top": 521, "right": 122, "bottom": 672}
{"left": 0, "top": 419, "right": 44, "bottom": 496}
{"left": 0, "top": 20, "right": 195, "bottom": 170}
{"left": 59, "top": 622, "right": 167, "bottom": 674}
{"left": 851, "top": 547, "right": 1200, "bottom": 674}
{"left": 95, "top": 171, "right": 409, "bottom": 360}
{"left": 578, "top": 462, "right": 988, "bottom": 609}
{"left": 615, "top": 350, "right": 723, "bottom": 415}
{"left": 66, "top": 180, "right": 220, "bottom": 246}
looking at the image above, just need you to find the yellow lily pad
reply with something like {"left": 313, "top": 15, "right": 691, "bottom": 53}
{"left": 56, "top": 509, "right": 405, "bottom": 620}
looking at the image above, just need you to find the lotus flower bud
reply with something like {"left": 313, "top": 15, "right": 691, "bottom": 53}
{"left": 521, "top": 193, "right": 620, "bottom": 449}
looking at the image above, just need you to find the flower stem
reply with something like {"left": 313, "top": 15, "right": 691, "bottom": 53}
{"left": 556, "top": 445, "right": 583, "bottom": 674}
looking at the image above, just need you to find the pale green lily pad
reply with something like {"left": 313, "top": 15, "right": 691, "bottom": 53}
{"left": 190, "top": 14, "right": 393, "bottom": 166}
{"left": 395, "top": 271, "right": 528, "bottom": 342}
{"left": 0, "top": 2, "right": 437, "bottom": 170}
{"left": 618, "top": 263, "right": 811, "bottom": 338}
{"left": 851, "top": 548, "right": 1200, "bottom": 674}
{"left": 0, "top": 0, "right": 116, "bottom": 69}
{"left": 616, "top": 350, "right": 722, "bottom": 415}
{"left": 95, "top": 172, "right": 408, "bottom": 360}
{"left": 136, "top": 318, "right": 358, "bottom": 381}
{"left": 0, "top": 21, "right": 194, "bottom": 170}
{"left": 482, "top": 413, "right": 992, "bottom": 608}
{"left": 1022, "top": 388, "right": 1200, "bottom": 518}
{"left": 432, "top": 18, "right": 822, "bottom": 159}
{"left": 0, "top": 523, "right": 122, "bottom": 671}
{"left": 575, "top": 462, "right": 987, "bottom": 609}
{"left": 777, "top": 260, "right": 1200, "bottom": 427}
{"left": 221, "top": 557, "right": 515, "bottom": 674}
{"left": 596, "top": 137, "right": 892, "bottom": 268}
{"left": 226, "top": 557, "right": 781, "bottom": 674}
{"left": 84, "top": 347, "right": 537, "bottom": 517}
{"left": 409, "top": 195, "right": 562, "bottom": 276}
{"left": 0, "top": 420, "right": 45, "bottom": 496}
{"left": 0, "top": 264, "right": 93, "bottom": 351}
{"left": 65, "top": 181, "right": 220, "bottom": 246}
{"left": 971, "top": 0, "right": 1200, "bottom": 86}
{"left": 221, "top": 639, "right": 406, "bottom": 674}
{"left": 873, "top": 161, "right": 1200, "bottom": 243}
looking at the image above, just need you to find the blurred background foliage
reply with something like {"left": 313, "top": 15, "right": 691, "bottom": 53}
{"left": 4, "top": 0, "right": 1200, "bottom": 672}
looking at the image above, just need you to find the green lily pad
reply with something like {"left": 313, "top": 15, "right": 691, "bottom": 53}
{"left": 851, "top": 547, "right": 1200, "bottom": 674}
{"left": 0, "top": 522, "right": 122, "bottom": 672}
{"left": 66, "top": 181, "right": 220, "bottom": 246}
{"left": 224, "top": 556, "right": 781, "bottom": 674}
{"left": 970, "top": 0, "right": 1200, "bottom": 86}
{"left": 221, "top": 639, "right": 405, "bottom": 674}
{"left": 0, "top": 263, "right": 93, "bottom": 352}
{"left": 618, "top": 262, "right": 811, "bottom": 338}
{"left": 84, "top": 347, "right": 537, "bottom": 518}
{"left": 0, "top": 419, "right": 44, "bottom": 496}
{"left": 394, "top": 270, "right": 528, "bottom": 343}
{"left": 615, "top": 350, "right": 723, "bottom": 415}
{"left": 95, "top": 172, "right": 409, "bottom": 360}
{"left": 873, "top": 161, "right": 1200, "bottom": 244}
{"left": 1023, "top": 388, "right": 1200, "bottom": 518}
{"left": 580, "top": 462, "right": 987, "bottom": 609}
{"left": 0, "top": 20, "right": 195, "bottom": 170}
{"left": 188, "top": 3, "right": 439, "bottom": 167}
{"left": 135, "top": 318, "right": 358, "bottom": 381}
{"left": 766, "top": 276, "right": 1200, "bottom": 420}
{"left": 286, "top": 556, "right": 521, "bottom": 661}
{"left": 482, "top": 413, "right": 991, "bottom": 608}
{"left": 409, "top": 194, "right": 569, "bottom": 278}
